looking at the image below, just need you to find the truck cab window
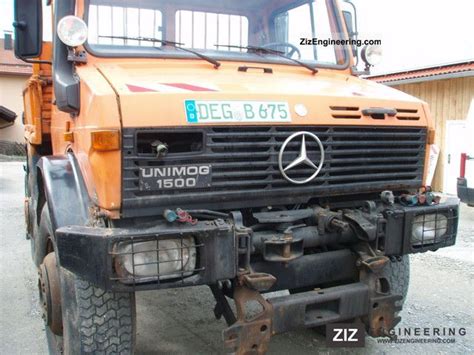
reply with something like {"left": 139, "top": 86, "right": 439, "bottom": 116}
{"left": 176, "top": 11, "right": 249, "bottom": 50}
{"left": 84, "top": 0, "right": 345, "bottom": 68}
{"left": 274, "top": 0, "right": 337, "bottom": 64}
{"left": 87, "top": 4, "right": 163, "bottom": 47}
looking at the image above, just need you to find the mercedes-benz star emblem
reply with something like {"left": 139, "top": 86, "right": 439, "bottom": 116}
{"left": 278, "top": 131, "right": 325, "bottom": 185}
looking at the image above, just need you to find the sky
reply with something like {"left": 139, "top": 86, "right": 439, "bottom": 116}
{"left": 1, "top": 0, "right": 473, "bottom": 74}
{"left": 353, "top": 0, "right": 474, "bottom": 74}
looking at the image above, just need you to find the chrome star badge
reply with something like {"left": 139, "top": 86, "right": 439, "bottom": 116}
{"left": 278, "top": 131, "right": 325, "bottom": 184}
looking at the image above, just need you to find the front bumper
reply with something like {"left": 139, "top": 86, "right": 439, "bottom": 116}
{"left": 56, "top": 219, "right": 237, "bottom": 291}
{"left": 55, "top": 198, "right": 459, "bottom": 292}
{"left": 270, "top": 282, "right": 369, "bottom": 332}
{"left": 457, "top": 177, "right": 474, "bottom": 205}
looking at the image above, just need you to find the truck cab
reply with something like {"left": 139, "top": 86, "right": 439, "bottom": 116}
{"left": 14, "top": 0, "right": 459, "bottom": 353}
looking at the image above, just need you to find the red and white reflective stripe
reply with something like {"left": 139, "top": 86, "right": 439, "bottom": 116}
{"left": 126, "top": 83, "right": 217, "bottom": 93}
{"left": 126, "top": 84, "right": 155, "bottom": 93}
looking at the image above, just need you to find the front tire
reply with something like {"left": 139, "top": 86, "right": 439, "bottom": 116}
{"left": 37, "top": 205, "right": 136, "bottom": 354}
{"left": 381, "top": 255, "right": 410, "bottom": 307}
{"left": 61, "top": 271, "right": 136, "bottom": 354}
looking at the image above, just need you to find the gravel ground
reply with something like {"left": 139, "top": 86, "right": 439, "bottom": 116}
{"left": 1, "top": 161, "right": 473, "bottom": 354}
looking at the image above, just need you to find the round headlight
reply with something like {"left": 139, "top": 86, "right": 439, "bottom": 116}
{"left": 57, "top": 15, "right": 88, "bottom": 47}
{"left": 361, "top": 44, "right": 383, "bottom": 66}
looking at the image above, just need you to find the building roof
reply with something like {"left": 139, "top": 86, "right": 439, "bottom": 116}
{"left": 0, "top": 39, "right": 32, "bottom": 76}
{"left": 367, "top": 60, "right": 474, "bottom": 85}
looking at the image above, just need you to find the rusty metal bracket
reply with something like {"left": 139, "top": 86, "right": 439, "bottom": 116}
{"left": 360, "top": 255, "right": 388, "bottom": 273}
{"left": 314, "top": 207, "right": 349, "bottom": 234}
{"left": 367, "top": 293, "right": 401, "bottom": 338}
{"left": 242, "top": 273, "right": 276, "bottom": 292}
{"left": 262, "top": 230, "right": 303, "bottom": 263}
{"left": 232, "top": 211, "right": 253, "bottom": 273}
{"left": 344, "top": 210, "right": 377, "bottom": 241}
{"left": 358, "top": 253, "right": 402, "bottom": 338}
{"left": 223, "top": 286, "right": 273, "bottom": 355}
{"left": 67, "top": 48, "right": 88, "bottom": 64}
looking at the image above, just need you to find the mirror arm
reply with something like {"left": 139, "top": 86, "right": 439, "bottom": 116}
{"left": 351, "top": 67, "right": 370, "bottom": 76}
{"left": 342, "top": 0, "right": 359, "bottom": 68}
{"left": 16, "top": 56, "right": 52, "bottom": 65}
{"left": 343, "top": 0, "right": 358, "bottom": 39}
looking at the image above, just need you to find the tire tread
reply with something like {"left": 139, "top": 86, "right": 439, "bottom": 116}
{"left": 76, "top": 280, "right": 134, "bottom": 354}
{"left": 382, "top": 255, "right": 410, "bottom": 307}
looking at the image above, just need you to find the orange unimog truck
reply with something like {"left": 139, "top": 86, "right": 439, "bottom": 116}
{"left": 14, "top": 0, "right": 459, "bottom": 353}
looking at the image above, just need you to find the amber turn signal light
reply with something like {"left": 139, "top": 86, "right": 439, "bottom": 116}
{"left": 64, "top": 131, "right": 74, "bottom": 142}
{"left": 427, "top": 128, "right": 435, "bottom": 144}
{"left": 91, "top": 130, "right": 120, "bottom": 151}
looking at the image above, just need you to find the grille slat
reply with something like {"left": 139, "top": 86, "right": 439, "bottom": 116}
{"left": 122, "top": 126, "right": 426, "bottom": 215}
{"left": 124, "top": 157, "right": 422, "bottom": 169}
{"left": 207, "top": 140, "right": 423, "bottom": 148}
{"left": 124, "top": 148, "right": 421, "bottom": 161}
{"left": 212, "top": 164, "right": 422, "bottom": 178}
{"left": 207, "top": 130, "right": 422, "bottom": 138}
{"left": 211, "top": 172, "right": 420, "bottom": 188}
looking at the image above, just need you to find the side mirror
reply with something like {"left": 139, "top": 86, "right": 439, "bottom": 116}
{"left": 13, "top": 0, "right": 42, "bottom": 59}
{"left": 343, "top": 11, "right": 355, "bottom": 38}
{"left": 342, "top": 10, "right": 357, "bottom": 57}
{"left": 0, "top": 106, "right": 17, "bottom": 129}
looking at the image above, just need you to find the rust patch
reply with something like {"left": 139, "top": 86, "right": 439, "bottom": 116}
{"left": 223, "top": 286, "right": 273, "bottom": 354}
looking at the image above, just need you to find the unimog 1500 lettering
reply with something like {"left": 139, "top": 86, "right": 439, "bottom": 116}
{"left": 13, "top": 0, "right": 459, "bottom": 353}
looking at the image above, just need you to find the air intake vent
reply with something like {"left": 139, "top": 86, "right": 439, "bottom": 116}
{"left": 396, "top": 108, "right": 420, "bottom": 121}
{"left": 330, "top": 106, "right": 361, "bottom": 119}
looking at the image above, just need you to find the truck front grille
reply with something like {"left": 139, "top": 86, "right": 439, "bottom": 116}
{"left": 122, "top": 126, "right": 426, "bottom": 217}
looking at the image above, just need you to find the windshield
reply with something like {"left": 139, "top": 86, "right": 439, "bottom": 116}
{"left": 85, "top": 0, "right": 348, "bottom": 68}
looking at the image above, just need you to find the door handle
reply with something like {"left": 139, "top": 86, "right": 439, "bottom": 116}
{"left": 448, "top": 154, "right": 451, "bottom": 164}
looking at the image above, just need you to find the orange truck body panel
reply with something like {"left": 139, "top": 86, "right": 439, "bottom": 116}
{"left": 23, "top": 42, "right": 53, "bottom": 145}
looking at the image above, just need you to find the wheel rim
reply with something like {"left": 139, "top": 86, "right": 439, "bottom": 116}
{"left": 38, "top": 253, "right": 63, "bottom": 336}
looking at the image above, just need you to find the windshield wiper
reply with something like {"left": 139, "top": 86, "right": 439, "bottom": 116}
{"left": 215, "top": 44, "right": 318, "bottom": 75}
{"left": 99, "top": 35, "right": 221, "bottom": 69}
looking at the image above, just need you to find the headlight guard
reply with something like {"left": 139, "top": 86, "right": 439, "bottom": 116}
{"left": 383, "top": 197, "right": 459, "bottom": 255}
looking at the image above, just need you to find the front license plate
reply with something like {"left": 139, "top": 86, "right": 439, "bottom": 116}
{"left": 185, "top": 100, "right": 292, "bottom": 123}
{"left": 139, "top": 164, "right": 212, "bottom": 191}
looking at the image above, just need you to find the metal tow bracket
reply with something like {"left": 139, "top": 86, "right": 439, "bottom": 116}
{"left": 358, "top": 254, "right": 402, "bottom": 338}
{"left": 242, "top": 273, "right": 276, "bottom": 292}
{"left": 223, "top": 286, "right": 273, "bottom": 354}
